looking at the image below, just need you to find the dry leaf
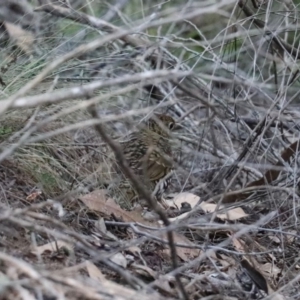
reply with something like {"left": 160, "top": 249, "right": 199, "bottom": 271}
{"left": 81, "top": 191, "right": 199, "bottom": 261}
{"left": 31, "top": 240, "right": 73, "bottom": 256}
{"left": 231, "top": 236, "right": 245, "bottom": 253}
{"left": 286, "top": 230, "right": 297, "bottom": 243}
{"left": 200, "top": 202, "right": 248, "bottom": 220}
{"left": 85, "top": 261, "right": 162, "bottom": 299}
{"left": 131, "top": 264, "right": 157, "bottom": 279}
{"left": 260, "top": 263, "right": 281, "bottom": 278}
{"left": 79, "top": 189, "right": 108, "bottom": 210}
{"left": 110, "top": 253, "right": 127, "bottom": 268}
{"left": 79, "top": 190, "right": 144, "bottom": 223}
{"left": 199, "top": 202, "right": 217, "bottom": 213}
{"left": 4, "top": 22, "right": 34, "bottom": 54}
{"left": 162, "top": 232, "right": 201, "bottom": 261}
{"left": 268, "top": 294, "right": 287, "bottom": 300}
{"left": 232, "top": 239, "right": 276, "bottom": 294}
{"left": 80, "top": 190, "right": 175, "bottom": 226}
{"left": 217, "top": 253, "right": 236, "bottom": 270}
{"left": 217, "top": 207, "right": 248, "bottom": 221}
{"left": 85, "top": 261, "right": 105, "bottom": 282}
{"left": 167, "top": 211, "right": 190, "bottom": 222}
{"left": 95, "top": 218, "right": 118, "bottom": 241}
{"left": 152, "top": 274, "right": 175, "bottom": 294}
{"left": 268, "top": 234, "right": 281, "bottom": 244}
{"left": 142, "top": 209, "right": 160, "bottom": 222}
{"left": 126, "top": 246, "right": 141, "bottom": 256}
{"left": 166, "top": 192, "right": 200, "bottom": 208}
{"left": 26, "top": 190, "right": 42, "bottom": 202}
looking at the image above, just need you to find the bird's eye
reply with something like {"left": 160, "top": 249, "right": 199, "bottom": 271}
{"left": 169, "top": 122, "right": 175, "bottom": 130}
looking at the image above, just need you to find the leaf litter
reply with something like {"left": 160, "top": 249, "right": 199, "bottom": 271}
{"left": 0, "top": 2, "right": 298, "bottom": 297}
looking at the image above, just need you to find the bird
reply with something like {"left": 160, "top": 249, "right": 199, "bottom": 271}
{"left": 108, "top": 114, "right": 176, "bottom": 209}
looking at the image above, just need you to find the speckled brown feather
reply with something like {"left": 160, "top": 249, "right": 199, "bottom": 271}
{"left": 108, "top": 114, "right": 175, "bottom": 209}
{"left": 121, "top": 114, "right": 175, "bottom": 182}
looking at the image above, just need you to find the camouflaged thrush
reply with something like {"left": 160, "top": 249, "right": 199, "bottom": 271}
{"left": 108, "top": 114, "right": 175, "bottom": 209}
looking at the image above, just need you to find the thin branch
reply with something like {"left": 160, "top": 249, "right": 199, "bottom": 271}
{"left": 238, "top": 0, "right": 300, "bottom": 59}
{"left": 88, "top": 104, "right": 188, "bottom": 300}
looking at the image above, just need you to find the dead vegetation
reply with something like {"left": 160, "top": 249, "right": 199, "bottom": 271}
{"left": 1, "top": 0, "right": 300, "bottom": 299}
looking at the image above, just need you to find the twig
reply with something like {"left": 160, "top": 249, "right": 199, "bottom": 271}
{"left": 238, "top": 0, "right": 300, "bottom": 59}
{"left": 102, "top": 0, "right": 129, "bottom": 22}
{"left": 148, "top": 211, "right": 276, "bottom": 289}
{"left": 88, "top": 104, "right": 188, "bottom": 300}
{"left": 5, "top": 213, "right": 145, "bottom": 290}
{"left": 0, "top": 70, "right": 190, "bottom": 109}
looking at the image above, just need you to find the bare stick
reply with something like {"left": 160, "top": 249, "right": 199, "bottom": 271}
{"left": 88, "top": 104, "right": 188, "bottom": 300}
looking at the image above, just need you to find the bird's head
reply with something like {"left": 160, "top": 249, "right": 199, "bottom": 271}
{"left": 147, "top": 114, "right": 175, "bottom": 136}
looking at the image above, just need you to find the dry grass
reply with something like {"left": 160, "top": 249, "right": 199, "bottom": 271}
{"left": 1, "top": 0, "right": 300, "bottom": 299}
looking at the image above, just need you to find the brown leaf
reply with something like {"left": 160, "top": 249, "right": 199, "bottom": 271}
{"left": 223, "top": 139, "right": 300, "bottom": 203}
{"left": 85, "top": 261, "right": 105, "bottom": 283}
{"left": 168, "top": 211, "right": 190, "bottom": 222}
{"left": 26, "top": 190, "right": 42, "bottom": 202}
{"left": 260, "top": 263, "right": 281, "bottom": 278}
{"left": 231, "top": 236, "right": 245, "bottom": 253}
{"left": 286, "top": 230, "right": 297, "bottom": 244}
{"left": 94, "top": 218, "right": 118, "bottom": 241}
{"left": 85, "top": 261, "right": 163, "bottom": 299}
{"left": 110, "top": 253, "right": 127, "bottom": 268}
{"left": 80, "top": 190, "right": 199, "bottom": 261}
{"left": 151, "top": 274, "right": 177, "bottom": 295}
{"left": 31, "top": 240, "right": 73, "bottom": 256}
{"left": 268, "top": 295, "right": 287, "bottom": 300}
{"left": 79, "top": 189, "right": 144, "bottom": 223}
{"left": 167, "top": 192, "right": 248, "bottom": 222}
{"left": 4, "top": 21, "right": 34, "bottom": 54}
{"left": 217, "top": 207, "right": 248, "bottom": 221}
{"left": 163, "top": 233, "right": 201, "bottom": 261}
{"left": 131, "top": 263, "right": 157, "bottom": 279}
{"left": 200, "top": 202, "right": 248, "bottom": 221}
{"left": 267, "top": 234, "right": 281, "bottom": 244}
{"left": 241, "top": 259, "right": 269, "bottom": 295}
{"left": 126, "top": 246, "right": 141, "bottom": 256}
{"left": 166, "top": 192, "right": 200, "bottom": 208}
